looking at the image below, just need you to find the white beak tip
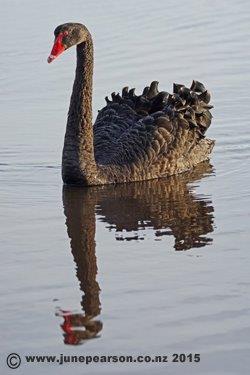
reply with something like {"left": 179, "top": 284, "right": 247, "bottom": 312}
{"left": 47, "top": 54, "right": 56, "bottom": 63}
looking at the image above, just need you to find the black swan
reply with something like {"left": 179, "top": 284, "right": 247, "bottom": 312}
{"left": 48, "top": 23, "right": 214, "bottom": 186}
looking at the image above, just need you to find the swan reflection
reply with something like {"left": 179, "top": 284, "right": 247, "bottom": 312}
{"left": 59, "top": 161, "right": 214, "bottom": 344}
{"left": 57, "top": 186, "right": 102, "bottom": 345}
{"left": 95, "top": 161, "right": 214, "bottom": 250}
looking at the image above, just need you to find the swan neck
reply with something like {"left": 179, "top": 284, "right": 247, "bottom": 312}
{"left": 62, "top": 33, "right": 97, "bottom": 185}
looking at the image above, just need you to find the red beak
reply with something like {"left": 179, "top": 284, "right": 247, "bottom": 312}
{"left": 47, "top": 32, "right": 66, "bottom": 63}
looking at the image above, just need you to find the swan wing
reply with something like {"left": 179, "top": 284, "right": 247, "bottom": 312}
{"left": 93, "top": 81, "right": 213, "bottom": 170}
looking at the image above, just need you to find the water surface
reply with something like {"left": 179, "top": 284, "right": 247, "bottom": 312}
{"left": 1, "top": 0, "right": 250, "bottom": 374}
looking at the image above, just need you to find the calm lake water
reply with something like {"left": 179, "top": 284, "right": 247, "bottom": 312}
{"left": 1, "top": 0, "right": 250, "bottom": 374}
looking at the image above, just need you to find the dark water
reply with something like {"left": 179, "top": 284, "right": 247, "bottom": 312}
{"left": 1, "top": 0, "right": 250, "bottom": 374}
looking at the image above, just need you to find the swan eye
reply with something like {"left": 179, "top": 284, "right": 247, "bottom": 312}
{"left": 54, "top": 28, "right": 69, "bottom": 38}
{"left": 62, "top": 31, "right": 69, "bottom": 41}
{"left": 61, "top": 31, "right": 71, "bottom": 48}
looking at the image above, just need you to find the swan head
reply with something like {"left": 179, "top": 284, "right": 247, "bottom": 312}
{"left": 47, "top": 23, "right": 88, "bottom": 63}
